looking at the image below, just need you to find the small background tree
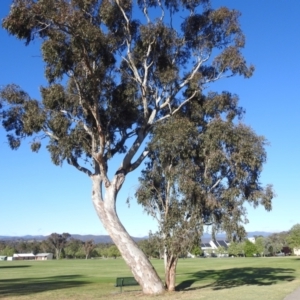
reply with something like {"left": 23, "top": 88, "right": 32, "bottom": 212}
{"left": 287, "top": 224, "right": 300, "bottom": 253}
{"left": 190, "top": 245, "right": 202, "bottom": 257}
{"left": 83, "top": 240, "right": 96, "bottom": 259}
{"left": 0, "top": 246, "right": 16, "bottom": 257}
{"left": 255, "top": 236, "right": 266, "bottom": 257}
{"left": 264, "top": 233, "right": 287, "bottom": 256}
{"left": 47, "top": 233, "right": 71, "bottom": 259}
{"left": 138, "top": 238, "right": 160, "bottom": 259}
{"left": 65, "top": 238, "right": 83, "bottom": 259}
{"left": 216, "top": 246, "right": 226, "bottom": 257}
{"left": 244, "top": 240, "right": 257, "bottom": 257}
{"left": 108, "top": 245, "right": 121, "bottom": 259}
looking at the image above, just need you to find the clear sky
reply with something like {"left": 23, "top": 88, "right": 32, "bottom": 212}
{"left": 0, "top": 0, "right": 299, "bottom": 237}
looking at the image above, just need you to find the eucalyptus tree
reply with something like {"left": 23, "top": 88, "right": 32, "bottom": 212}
{"left": 255, "top": 236, "right": 266, "bottom": 256}
{"left": 287, "top": 224, "right": 300, "bottom": 251}
{"left": 65, "top": 238, "right": 83, "bottom": 258}
{"left": 83, "top": 239, "right": 96, "bottom": 259}
{"left": 136, "top": 93, "right": 274, "bottom": 290}
{"left": 108, "top": 244, "right": 121, "bottom": 258}
{"left": 216, "top": 246, "right": 226, "bottom": 257}
{"left": 138, "top": 236, "right": 161, "bottom": 259}
{"left": 190, "top": 244, "right": 202, "bottom": 256}
{"left": 47, "top": 232, "right": 71, "bottom": 259}
{"left": 1, "top": 0, "right": 255, "bottom": 293}
{"left": 0, "top": 246, "right": 16, "bottom": 257}
{"left": 228, "top": 241, "right": 244, "bottom": 257}
{"left": 265, "top": 232, "right": 288, "bottom": 255}
{"left": 243, "top": 240, "right": 257, "bottom": 257}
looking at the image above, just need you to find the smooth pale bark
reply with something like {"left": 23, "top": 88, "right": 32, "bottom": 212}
{"left": 91, "top": 174, "right": 165, "bottom": 294}
{"left": 55, "top": 249, "right": 60, "bottom": 260}
{"left": 164, "top": 255, "right": 178, "bottom": 291}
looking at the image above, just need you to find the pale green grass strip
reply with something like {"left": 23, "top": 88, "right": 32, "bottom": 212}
{"left": 0, "top": 257, "right": 299, "bottom": 299}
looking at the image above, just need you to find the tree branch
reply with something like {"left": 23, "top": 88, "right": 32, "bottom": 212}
{"left": 159, "top": 55, "right": 210, "bottom": 111}
{"left": 209, "top": 178, "right": 222, "bottom": 192}
{"left": 142, "top": 0, "right": 151, "bottom": 23}
{"left": 120, "top": 127, "right": 148, "bottom": 171}
{"left": 154, "top": 91, "right": 198, "bottom": 124}
{"left": 128, "top": 149, "right": 149, "bottom": 173}
{"left": 43, "top": 129, "right": 60, "bottom": 141}
{"left": 67, "top": 156, "right": 93, "bottom": 176}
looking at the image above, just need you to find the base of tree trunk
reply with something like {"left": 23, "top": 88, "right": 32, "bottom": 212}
{"left": 165, "top": 256, "right": 178, "bottom": 291}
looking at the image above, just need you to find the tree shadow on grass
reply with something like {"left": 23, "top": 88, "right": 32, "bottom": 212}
{"left": 0, "top": 265, "right": 31, "bottom": 269}
{"left": 0, "top": 275, "right": 91, "bottom": 298}
{"left": 176, "top": 267, "right": 295, "bottom": 291}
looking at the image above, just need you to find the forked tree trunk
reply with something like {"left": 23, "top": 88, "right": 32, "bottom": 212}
{"left": 91, "top": 175, "right": 165, "bottom": 294}
{"left": 164, "top": 254, "right": 178, "bottom": 291}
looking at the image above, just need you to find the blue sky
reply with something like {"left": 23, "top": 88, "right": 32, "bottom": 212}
{"left": 0, "top": 0, "right": 299, "bottom": 237}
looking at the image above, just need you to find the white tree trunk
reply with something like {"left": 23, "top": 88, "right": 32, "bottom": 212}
{"left": 91, "top": 175, "right": 165, "bottom": 294}
{"left": 55, "top": 248, "right": 61, "bottom": 260}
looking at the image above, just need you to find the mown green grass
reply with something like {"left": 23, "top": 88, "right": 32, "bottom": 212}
{"left": 0, "top": 257, "right": 299, "bottom": 300}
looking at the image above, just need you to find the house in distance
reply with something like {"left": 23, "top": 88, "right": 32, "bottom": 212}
{"left": 12, "top": 253, "right": 53, "bottom": 260}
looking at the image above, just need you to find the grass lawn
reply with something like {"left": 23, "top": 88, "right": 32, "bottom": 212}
{"left": 0, "top": 257, "right": 299, "bottom": 300}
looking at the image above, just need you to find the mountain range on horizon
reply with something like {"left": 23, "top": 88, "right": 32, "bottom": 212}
{"left": 0, "top": 231, "right": 273, "bottom": 244}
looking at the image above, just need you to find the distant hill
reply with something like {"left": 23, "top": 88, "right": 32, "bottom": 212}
{"left": 0, "top": 235, "right": 47, "bottom": 242}
{"left": 69, "top": 234, "right": 147, "bottom": 244}
{"left": 201, "top": 231, "right": 273, "bottom": 242}
{"left": 246, "top": 231, "right": 273, "bottom": 237}
{"left": 0, "top": 231, "right": 273, "bottom": 243}
{"left": 0, "top": 234, "right": 146, "bottom": 244}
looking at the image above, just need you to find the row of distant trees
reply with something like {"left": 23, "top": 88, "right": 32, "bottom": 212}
{"left": 1, "top": 224, "right": 299, "bottom": 260}
{"left": 212, "top": 224, "right": 300, "bottom": 257}
{"left": 126, "top": 225, "right": 299, "bottom": 259}
{"left": 0, "top": 234, "right": 200, "bottom": 260}
{"left": 217, "top": 237, "right": 289, "bottom": 258}
{"left": 0, "top": 233, "right": 121, "bottom": 259}
{"left": 137, "top": 224, "right": 300, "bottom": 259}
{"left": 0, "top": 231, "right": 201, "bottom": 260}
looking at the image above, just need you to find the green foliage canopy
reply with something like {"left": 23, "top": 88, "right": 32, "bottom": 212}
{"left": 108, "top": 245, "right": 121, "bottom": 258}
{"left": 0, "top": 1, "right": 269, "bottom": 292}
{"left": 287, "top": 224, "right": 300, "bottom": 249}
{"left": 228, "top": 241, "right": 244, "bottom": 256}
{"left": 136, "top": 95, "right": 274, "bottom": 260}
{"left": 0, "top": 246, "right": 16, "bottom": 257}
{"left": 243, "top": 240, "right": 257, "bottom": 257}
{"left": 47, "top": 232, "right": 71, "bottom": 259}
{"left": 0, "top": 0, "right": 254, "bottom": 183}
{"left": 255, "top": 236, "right": 265, "bottom": 256}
